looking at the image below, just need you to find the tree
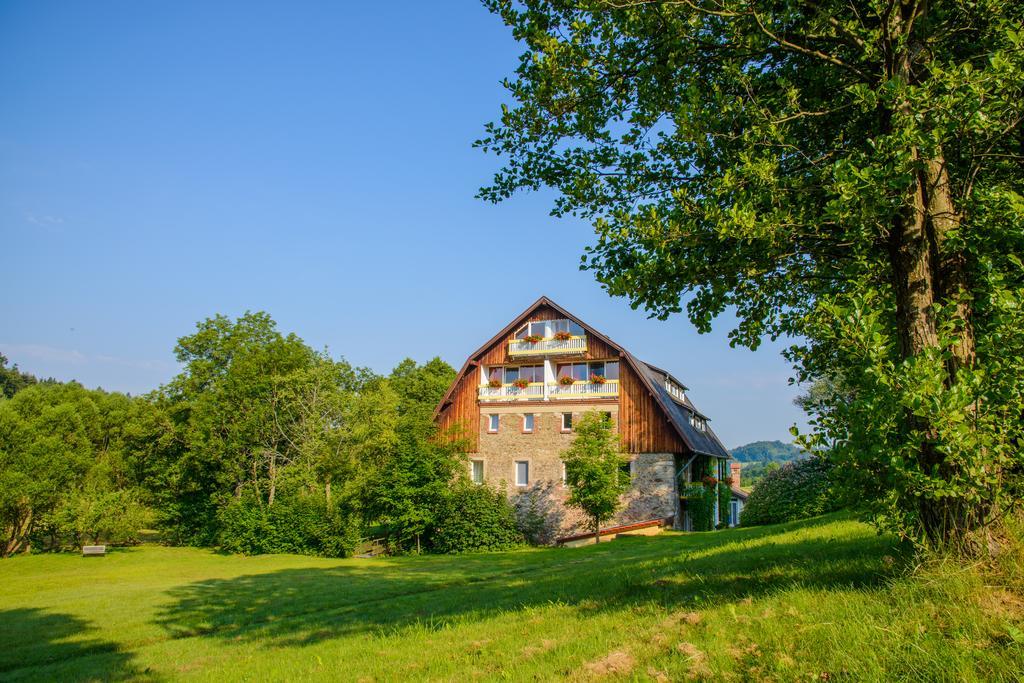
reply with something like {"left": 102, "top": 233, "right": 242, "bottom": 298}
{"left": 560, "top": 412, "right": 631, "bottom": 541}
{"left": 0, "top": 353, "right": 40, "bottom": 399}
{"left": 356, "top": 359, "right": 464, "bottom": 553}
{"left": 479, "top": 0, "right": 1024, "bottom": 547}
{"left": 160, "top": 312, "right": 364, "bottom": 545}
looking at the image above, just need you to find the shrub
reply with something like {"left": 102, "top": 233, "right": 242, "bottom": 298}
{"left": 740, "top": 457, "right": 838, "bottom": 526}
{"left": 217, "top": 495, "right": 359, "bottom": 557}
{"left": 433, "top": 483, "right": 523, "bottom": 553}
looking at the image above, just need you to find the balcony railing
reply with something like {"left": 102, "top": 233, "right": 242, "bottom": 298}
{"left": 478, "top": 382, "right": 545, "bottom": 401}
{"left": 549, "top": 379, "right": 619, "bottom": 399}
{"left": 508, "top": 335, "right": 587, "bottom": 357}
{"left": 478, "top": 380, "right": 618, "bottom": 402}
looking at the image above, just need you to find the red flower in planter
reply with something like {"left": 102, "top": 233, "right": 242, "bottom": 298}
{"left": 512, "top": 378, "right": 530, "bottom": 389}
{"left": 558, "top": 375, "right": 576, "bottom": 386}
{"left": 553, "top": 330, "right": 573, "bottom": 341}
{"left": 702, "top": 475, "right": 719, "bottom": 487}
{"left": 488, "top": 379, "right": 502, "bottom": 389}
{"left": 590, "top": 375, "right": 608, "bottom": 385}
{"left": 523, "top": 334, "right": 543, "bottom": 344}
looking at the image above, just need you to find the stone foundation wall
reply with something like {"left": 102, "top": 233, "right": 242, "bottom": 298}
{"left": 468, "top": 405, "right": 677, "bottom": 540}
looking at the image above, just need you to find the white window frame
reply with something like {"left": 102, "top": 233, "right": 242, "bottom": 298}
{"left": 514, "top": 460, "right": 529, "bottom": 487}
{"left": 488, "top": 414, "right": 499, "bottom": 432}
{"left": 523, "top": 413, "right": 534, "bottom": 433}
{"left": 561, "top": 412, "right": 573, "bottom": 432}
{"left": 470, "top": 459, "right": 484, "bottom": 485}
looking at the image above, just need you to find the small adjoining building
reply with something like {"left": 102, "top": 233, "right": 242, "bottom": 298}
{"left": 433, "top": 296, "right": 739, "bottom": 540}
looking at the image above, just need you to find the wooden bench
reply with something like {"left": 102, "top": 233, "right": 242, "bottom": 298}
{"left": 82, "top": 545, "right": 106, "bottom": 557}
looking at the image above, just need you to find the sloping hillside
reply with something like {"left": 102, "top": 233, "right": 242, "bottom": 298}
{"left": 730, "top": 440, "right": 807, "bottom": 463}
{"left": 1, "top": 514, "right": 1021, "bottom": 681}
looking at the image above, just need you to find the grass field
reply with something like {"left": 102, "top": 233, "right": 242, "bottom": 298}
{"left": 2, "top": 513, "right": 1022, "bottom": 682}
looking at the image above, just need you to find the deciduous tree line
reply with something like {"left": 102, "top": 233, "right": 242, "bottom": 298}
{"left": 0, "top": 313, "right": 519, "bottom": 557}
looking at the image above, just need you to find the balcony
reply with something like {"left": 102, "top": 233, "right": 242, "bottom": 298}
{"left": 508, "top": 335, "right": 587, "bottom": 357}
{"left": 478, "top": 380, "right": 618, "bottom": 402}
{"left": 549, "top": 379, "right": 619, "bottom": 399}
{"left": 478, "top": 382, "right": 544, "bottom": 401}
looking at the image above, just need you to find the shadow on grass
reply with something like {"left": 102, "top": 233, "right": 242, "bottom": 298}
{"left": 0, "top": 608, "right": 149, "bottom": 681}
{"left": 154, "top": 514, "right": 908, "bottom": 649}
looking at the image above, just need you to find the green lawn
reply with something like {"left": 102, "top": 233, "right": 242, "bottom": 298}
{"left": 2, "top": 513, "right": 1022, "bottom": 681}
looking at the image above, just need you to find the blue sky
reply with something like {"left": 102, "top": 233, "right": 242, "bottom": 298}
{"left": 0, "top": 2, "right": 807, "bottom": 447}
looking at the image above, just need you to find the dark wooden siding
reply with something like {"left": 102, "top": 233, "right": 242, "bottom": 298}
{"left": 436, "top": 364, "right": 480, "bottom": 451}
{"left": 618, "top": 360, "right": 687, "bottom": 454}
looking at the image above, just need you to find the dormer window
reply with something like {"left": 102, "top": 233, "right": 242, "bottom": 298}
{"left": 665, "top": 378, "right": 686, "bottom": 402}
{"left": 690, "top": 412, "right": 708, "bottom": 432}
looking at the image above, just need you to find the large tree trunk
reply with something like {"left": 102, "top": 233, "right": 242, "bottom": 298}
{"left": 884, "top": 0, "right": 980, "bottom": 546}
{"left": 889, "top": 152, "right": 978, "bottom": 545}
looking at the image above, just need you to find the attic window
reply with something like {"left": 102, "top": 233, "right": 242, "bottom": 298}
{"left": 690, "top": 413, "right": 708, "bottom": 432}
{"left": 665, "top": 378, "right": 686, "bottom": 402}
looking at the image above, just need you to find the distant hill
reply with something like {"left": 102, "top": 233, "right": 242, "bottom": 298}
{"left": 730, "top": 440, "right": 807, "bottom": 463}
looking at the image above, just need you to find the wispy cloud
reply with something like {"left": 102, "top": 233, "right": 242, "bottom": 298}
{"left": 1, "top": 344, "right": 173, "bottom": 372}
{"left": 23, "top": 212, "right": 65, "bottom": 228}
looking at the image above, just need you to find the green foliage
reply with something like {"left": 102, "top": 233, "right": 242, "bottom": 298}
{"left": 0, "top": 354, "right": 43, "bottom": 399}
{"left": 478, "top": 0, "right": 1024, "bottom": 546}
{"left": 47, "top": 488, "right": 152, "bottom": 548}
{"left": 216, "top": 494, "right": 359, "bottom": 557}
{"left": 741, "top": 458, "right": 839, "bottom": 526}
{"left": 741, "top": 461, "right": 781, "bottom": 489}
{"left": 730, "top": 441, "right": 807, "bottom": 464}
{"left": 0, "top": 382, "right": 161, "bottom": 556}
{"left": 717, "top": 483, "right": 731, "bottom": 529}
{"left": 681, "top": 483, "right": 716, "bottom": 532}
{"left": 432, "top": 483, "right": 523, "bottom": 554}
{"left": 561, "top": 413, "right": 631, "bottom": 536}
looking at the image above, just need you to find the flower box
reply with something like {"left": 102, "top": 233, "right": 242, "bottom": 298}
{"left": 553, "top": 331, "right": 573, "bottom": 341}
{"left": 590, "top": 375, "right": 608, "bottom": 385}
{"left": 512, "top": 378, "right": 530, "bottom": 389}
{"left": 487, "top": 379, "right": 502, "bottom": 389}
{"left": 523, "top": 334, "right": 544, "bottom": 344}
{"left": 558, "top": 375, "right": 576, "bottom": 386}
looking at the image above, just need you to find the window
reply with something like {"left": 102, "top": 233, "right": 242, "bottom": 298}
{"left": 666, "top": 378, "right": 686, "bottom": 402}
{"left": 561, "top": 412, "right": 573, "bottom": 432}
{"left": 523, "top": 413, "right": 535, "bottom": 432}
{"left": 470, "top": 459, "right": 484, "bottom": 484}
{"left": 514, "top": 321, "right": 548, "bottom": 339}
{"left": 730, "top": 500, "right": 740, "bottom": 527}
{"left": 519, "top": 365, "right": 544, "bottom": 383}
{"left": 503, "top": 366, "right": 520, "bottom": 384}
{"left": 604, "top": 361, "right": 619, "bottom": 380}
{"left": 515, "top": 460, "right": 529, "bottom": 487}
{"left": 558, "top": 361, "right": 619, "bottom": 383}
{"left": 557, "top": 362, "right": 589, "bottom": 381}
{"left": 487, "top": 366, "right": 503, "bottom": 384}
{"left": 690, "top": 414, "right": 708, "bottom": 432}
{"left": 551, "top": 319, "right": 584, "bottom": 336}
{"left": 488, "top": 414, "right": 499, "bottom": 432}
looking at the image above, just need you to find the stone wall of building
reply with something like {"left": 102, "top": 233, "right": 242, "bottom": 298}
{"left": 467, "top": 404, "right": 678, "bottom": 540}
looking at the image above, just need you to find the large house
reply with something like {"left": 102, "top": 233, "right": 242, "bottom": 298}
{"left": 433, "top": 297, "right": 740, "bottom": 540}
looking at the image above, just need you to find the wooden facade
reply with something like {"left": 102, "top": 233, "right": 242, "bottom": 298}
{"left": 435, "top": 299, "right": 691, "bottom": 455}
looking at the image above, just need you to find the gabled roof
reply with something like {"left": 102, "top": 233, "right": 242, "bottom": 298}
{"left": 433, "top": 296, "right": 730, "bottom": 458}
